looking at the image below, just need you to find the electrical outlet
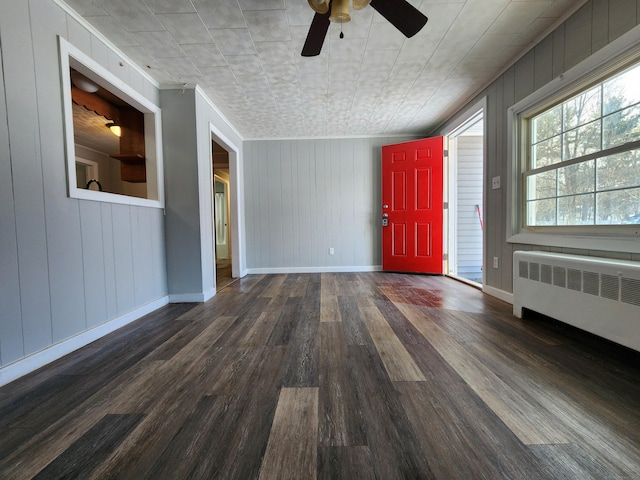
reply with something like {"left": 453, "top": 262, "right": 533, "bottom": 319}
{"left": 492, "top": 176, "right": 501, "bottom": 190}
{"left": 329, "top": 247, "right": 334, "bottom": 255}
{"left": 493, "top": 256, "right": 499, "bottom": 269}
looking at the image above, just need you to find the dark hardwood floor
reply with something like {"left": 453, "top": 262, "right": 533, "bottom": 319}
{"left": 1, "top": 272, "right": 639, "bottom": 479}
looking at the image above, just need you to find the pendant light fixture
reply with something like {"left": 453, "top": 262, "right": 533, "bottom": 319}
{"left": 106, "top": 122, "right": 122, "bottom": 137}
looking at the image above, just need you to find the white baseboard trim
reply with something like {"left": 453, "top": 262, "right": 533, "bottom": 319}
{"left": 246, "top": 265, "right": 383, "bottom": 274}
{"left": 168, "top": 287, "right": 215, "bottom": 303}
{"left": 202, "top": 287, "right": 216, "bottom": 302}
{"left": 482, "top": 285, "right": 514, "bottom": 305}
{"left": 0, "top": 296, "right": 169, "bottom": 388}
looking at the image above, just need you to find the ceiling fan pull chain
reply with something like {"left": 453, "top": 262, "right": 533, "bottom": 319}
{"left": 340, "top": 23, "right": 344, "bottom": 39}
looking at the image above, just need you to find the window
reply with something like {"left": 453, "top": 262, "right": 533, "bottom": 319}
{"left": 524, "top": 63, "right": 640, "bottom": 228}
{"left": 59, "top": 37, "right": 164, "bottom": 208}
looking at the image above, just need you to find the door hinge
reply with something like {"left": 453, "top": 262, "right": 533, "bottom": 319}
{"left": 443, "top": 202, "right": 448, "bottom": 209}
{"left": 443, "top": 253, "right": 448, "bottom": 261}
{"left": 444, "top": 149, "right": 449, "bottom": 157}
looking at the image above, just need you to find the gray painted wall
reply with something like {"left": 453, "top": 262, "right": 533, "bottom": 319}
{"left": 243, "top": 137, "right": 414, "bottom": 270}
{"left": 0, "top": 0, "right": 166, "bottom": 368}
{"left": 437, "top": 0, "right": 640, "bottom": 294}
{"left": 162, "top": 87, "right": 243, "bottom": 299}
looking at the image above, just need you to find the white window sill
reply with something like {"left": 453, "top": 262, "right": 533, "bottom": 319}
{"left": 508, "top": 231, "right": 640, "bottom": 254}
{"left": 71, "top": 188, "right": 164, "bottom": 208}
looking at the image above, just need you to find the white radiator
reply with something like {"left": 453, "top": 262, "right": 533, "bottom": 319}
{"left": 513, "top": 251, "right": 640, "bottom": 352}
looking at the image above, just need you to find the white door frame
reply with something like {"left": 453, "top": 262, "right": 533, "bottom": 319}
{"left": 209, "top": 123, "right": 244, "bottom": 279}
{"left": 442, "top": 98, "right": 486, "bottom": 287}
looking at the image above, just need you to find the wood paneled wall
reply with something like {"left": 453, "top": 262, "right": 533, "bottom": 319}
{"left": 0, "top": 0, "right": 167, "bottom": 369}
{"left": 438, "top": 0, "right": 640, "bottom": 294}
{"left": 243, "top": 137, "right": 414, "bottom": 271}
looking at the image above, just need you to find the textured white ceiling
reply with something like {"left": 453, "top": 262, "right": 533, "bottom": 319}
{"left": 62, "top": 0, "right": 585, "bottom": 140}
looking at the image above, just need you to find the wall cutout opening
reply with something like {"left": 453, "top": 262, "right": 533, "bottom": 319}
{"left": 59, "top": 37, "right": 164, "bottom": 208}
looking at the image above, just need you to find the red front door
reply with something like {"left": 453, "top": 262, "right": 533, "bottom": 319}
{"left": 381, "top": 137, "right": 444, "bottom": 274}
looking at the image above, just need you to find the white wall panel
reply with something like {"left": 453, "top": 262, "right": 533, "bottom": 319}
{"left": 132, "top": 207, "right": 155, "bottom": 305}
{"left": 564, "top": 3, "right": 593, "bottom": 70}
{"left": 150, "top": 208, "right": 168, "bottom": 296}
{"left": 244, "top": 141, "right": 257, "bottom": 267}
{"left": 1, "top": 0, "right": 53, "bottom": 355}
{"left": 261, "top": 141, "right": 274, "bottom": 267}
{"left": 243, "top": 136, "right": 413, "bottom": 270}
{"left": 112, "top": 204, "right": 136, "bottom": 313}
{"left": 609, "top": 0, "right": 637, "bottom": 42}
{"left": 32, "top": 0, "right": 87, "bottom": 344}
{"left": 280, "top": 141, "right": 295, "bottom": 267}
{"left": 552, "top": 24, "right": 566, "bottom": 78}
{"left": 534, "top": 34, "right": 554, "bottom": 90}
{"left": 296, "top": 140, "right": 313, "bottom": 265}
{"left": 592, "top": 0, "right": 609, "bottom": 52}
{"left": 100, "top": 203, "right": 119, "bottom": 320}
{"left": 0, "top": 42, "right": 24, "bottom": 366}
{"left": 1, "top": 0, "right": 168, "bottom": 377}
{"left": 267, "top": 141, "right": 284, "bottom": 267}
{"left": 312, "top": 140, "right": 329, "bottom": 267}
{"left": 79, "top": 201, "right": 108, "bottom": 329}
{"left": 339, "top": 140, "right": 356, "bottom": 266}
{"left": 66, "top": 15, "right": 92, "bottom": 56}
{"left": 352, "top": 138, "right": 368, "bottom": 266}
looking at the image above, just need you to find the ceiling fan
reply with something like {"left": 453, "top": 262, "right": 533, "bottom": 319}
{"left": 302, "top": 0, "right": 428, "bottom": 57}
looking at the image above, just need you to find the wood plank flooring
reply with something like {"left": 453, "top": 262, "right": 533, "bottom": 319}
{"left": 1, "top": 272, "right": 640, "bottom": 479}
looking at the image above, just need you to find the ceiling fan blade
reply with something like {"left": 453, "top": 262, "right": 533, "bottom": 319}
{"left": 301, "top": 9, "right": 331, "bottom": 57}
{"left": 370, "top": 0, "right": 428, "bottom": 38}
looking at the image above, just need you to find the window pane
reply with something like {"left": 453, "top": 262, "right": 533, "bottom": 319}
{"left": 558, "top": 160, "right": 594, "bottom": 196}
{"left": 563, "top": 120, "right": 601, "bottom": 161}
{"left": 527, "top": 171, "right": 556, "bottom": 200}
{"left": 527, "top": 198, "right": 556, "bottom": 226}
{"left": 532, "top": 105, "right": 561, "bottom": 143}
{"left": 558, "top": 194, "right": 594, "bottom": 225}
{"left": 597, "top": 149, "right": 640, "bottom": 191}
{"left": 603, "top": 64, "right": 640, "bottom": 115}
{"left": 602, "top": 104, "right": 640, "bottom": 149}
{"left": 563, "top": 85, "right": 601, "bottom": 130}
{"left": 532, "top": 135, "right": 561, "bottom": 167}
{"left": 597, "top": 187, "right": 640, "bottom": 224}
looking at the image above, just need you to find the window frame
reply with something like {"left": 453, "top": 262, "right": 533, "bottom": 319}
{"left": 59, "top": 37, "right": 165, "bottom": 208}
{"left": 507, "top": 26, "right": 640, "bottom": 253}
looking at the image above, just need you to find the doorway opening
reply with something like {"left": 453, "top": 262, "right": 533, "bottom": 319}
{"left": 446, "top": 109, "right": 484, "bottom": 286}
{"left": 212, "top": 140, "right": 235, "bottom": 290}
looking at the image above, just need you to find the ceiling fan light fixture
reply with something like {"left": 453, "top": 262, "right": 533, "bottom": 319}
{"left": 308, "top": 0, "right": 329, "bottom": 14}
{"left": 330, "top": 0, "right": 351, "bottom": 23}
{"left": 352, "top": 0, "right": 371, "bottom": 11}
